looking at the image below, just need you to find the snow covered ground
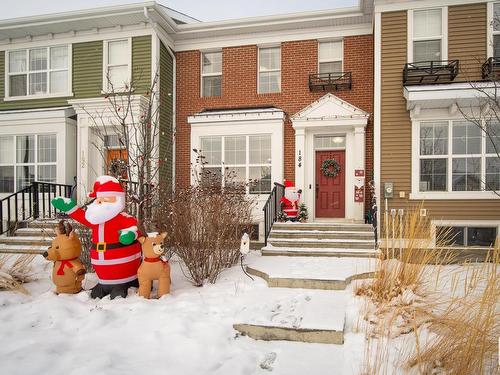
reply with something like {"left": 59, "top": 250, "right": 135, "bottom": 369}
{"left": 0, "top": 253, "right": 368, "bottom": 375}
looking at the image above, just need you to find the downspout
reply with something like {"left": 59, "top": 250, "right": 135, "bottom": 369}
{"left": 144, "top": 6, "right": 177, "bottom": 192}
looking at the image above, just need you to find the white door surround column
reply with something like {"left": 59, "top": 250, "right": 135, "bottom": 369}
{"left": 291, "top": 93, "right": 369, "bottom": 222}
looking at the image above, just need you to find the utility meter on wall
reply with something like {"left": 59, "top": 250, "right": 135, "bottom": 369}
{"left": 384, "top": 182, "right": 394, "bottom": 199}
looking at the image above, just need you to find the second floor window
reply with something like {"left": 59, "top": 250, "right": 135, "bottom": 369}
{"left": 318, "top": 41, "right": 343, "bottom": 74}
{"left": 412, "top": 8, "right": 443, "bottom": 62}
{"left": 494, "top": 3, "right": 500, "bottom": 57}
{"left": 201, "top": 51, "right": 222, "bottom": 97}
{"left": 258, "top": 47, "right": 281, "bottom": 94}
{"left": 104, "top": 39, "right": 130, "bottom": 91}
{"left": 7, "top": 45, "right": 69, "bottom": 98}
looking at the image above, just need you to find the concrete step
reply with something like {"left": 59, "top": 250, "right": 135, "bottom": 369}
{"left": 269, "top": 229, "right": 374, "bottom": 240}
{"left": 0, "top": 236, "right": 51, "bottom": 246}
{"left": 268, "top": 237, "right": 375, "bottom": 249}
{"left": 233, "top": 287, "right": 347, "bottom": 344}
{"left": 14, "top": 227, "right": 56, "bottom": 237}
{"left": 261, "top": 247, "right": 379, "bottom": 258}
{"left": 272, "top": 222, "right": 373, "bottom": 233}
{"left": 0, "top": 244, "right": 48, "bottom": 255}
{"left": 245, "top": 253, "right": 375, "bottom": 290}
{"left": 25, "top": 220, "right": 61, "bottom": 229}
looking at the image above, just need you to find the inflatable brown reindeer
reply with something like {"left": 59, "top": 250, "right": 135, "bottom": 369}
{"left": 137, "top": 233, "right": 171, "bottom": 299}
{"left": 43, "top": 221, "right": 86, "bottom": 294}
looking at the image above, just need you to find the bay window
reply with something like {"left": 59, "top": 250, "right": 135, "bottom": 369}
{"left": 104, "top": 39, "right": 131, "bottom": 91}
{"left": 201, "top": 51, "right": 222, "bottom": 97}
{"left": 6, "top": 45, "right": 70, "bottom": 98}
{"left": 200, "top": 134, "right": 272, "bottom": 194}
{"left": 418, "top": 120, "right": 500, "bottom": 193}
{"left": 258, "top": 47, "right": 281, "bottom": 94}
{"left": 318, "top": 41, "right": 343, "bottom": 74}
{"left": 0, "top": 134, "right": 57, "bottom": 193}
{"left": 411, "top": 8, "right": 444, "bottom": 62}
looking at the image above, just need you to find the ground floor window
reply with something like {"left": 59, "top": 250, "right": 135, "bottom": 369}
{"left": 418, "top": 119, "right": 500, "bottom": 193}
{"left": 200, "top": 134, "right": 272, "bottom": 194}
{"left": 437, "top": 225, "right": 498, "bottom": 247}
{"left": 0, "top": 134, "right": 57, "bottom": 193}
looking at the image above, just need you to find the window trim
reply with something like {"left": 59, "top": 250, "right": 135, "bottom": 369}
{"left": 199, "top": 134, "right": 273, "bottom": 195}
{"left": 257, "top": 45, "right": 281, "bottom": 94}
{"left": 0, "top": 133, "right": 57, "bottom": 193}
{"left": 407, "top": 7, "right": 448, "bottom": 64}
{"left": 317, "top": 40, "right": 344, "bottom": 74}
{"left": 102, "top": 38, "right": 132, "bottom": 93}
{"left": 488, "top": 2, "right": 500, "bottom": 58}
{"left": 4, "top": 44, "right": 72, "bottom": 101}
{"left": 200, "top": 50, "right": 222, "bottom": 98}
{"left": 432, "top": 220, "right": 500, "bottom": 247}
{"left": 411, "top": 118, "right": 500, "bottom": 200}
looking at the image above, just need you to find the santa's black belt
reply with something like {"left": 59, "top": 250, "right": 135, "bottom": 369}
{"left": 92, "top": 241, "right": 138, "bottom": 251}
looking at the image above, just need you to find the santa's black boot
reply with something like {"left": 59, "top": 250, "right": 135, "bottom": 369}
{"left": 109, "top": 279, "right": 139, "bottom": 299}
{"left": 90, "top": 283, "right": 111, "bottom": 299}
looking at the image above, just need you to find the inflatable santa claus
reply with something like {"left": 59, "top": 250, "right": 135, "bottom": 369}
{"left": 51, "top": 176, "right": 141, "bottom": 299}
{"left": 280, "top": 180, "right": 302, "bottom": 220}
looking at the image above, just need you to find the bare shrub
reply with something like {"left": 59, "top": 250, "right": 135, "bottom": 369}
{"left": 0, "top": 254, "right": 36, "bottom": 294}
{"left": 406, "top": 247, "right": 500, "bottom": 374}
{"left": 71, "top": 221, "right": 93, "bottom": 273}
{"left": 155, "top": 151, "right": 255, "bottom": 286}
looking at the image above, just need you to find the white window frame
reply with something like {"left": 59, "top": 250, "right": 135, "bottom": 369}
{"left": 407, "top": 7, "right": 448, "bottom": 63}
{"left": 4, "top": 45, "right": 72, "bottom": 101}
{"left": 411, "top": 118, "right": 500, "bottom": 200}
{"left": 200, "top": 50, "right": 222, "bottom": 98}
{"left": 102, "top": 38, "right": 132, "bottom": 93}
{"left": 0, "top": 134, "right": 57, "bottom": 193}
{"left": 257, "top": 45, "right": 281, "bottom": 94}
{"left": 432, "top": 219, "right": 500, "bottom": 247}
{"left": 199, "top": 134, "right": 272, "bottom": 194}
{"left": 488, "top": 2, "right": 500, "bottom": 58}
{"left": 317, "top": 40, "right": 343, "bottom": 74}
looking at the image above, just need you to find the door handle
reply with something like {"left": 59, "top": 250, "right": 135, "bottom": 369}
{"left": 315, "top": 183, "right": 319, "bottom": 198}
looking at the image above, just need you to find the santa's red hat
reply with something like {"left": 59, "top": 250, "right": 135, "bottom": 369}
{"left": 88, "top": 176, "right": 124, "bottom": 198}
{"left": 284, "top": 180, "right": 295, "bottom": 188}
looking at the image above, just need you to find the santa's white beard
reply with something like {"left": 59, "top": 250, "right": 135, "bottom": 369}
{"left": 85, "top": 197, "right": 125, "bottom": 224}
{"left": 284, "top": 188, "right": 299, "bottom": 202}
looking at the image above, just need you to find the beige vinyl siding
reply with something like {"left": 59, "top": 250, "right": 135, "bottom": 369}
{"left": 158, "top": 42, "right": 173, "bottom": 189}
{"left": 448, "top": 3, "right": 487, "bottom": 81}
{"left": 132, "top": 35, "right": 152, "bottom": 92}
{"left": 380, "top": 9, "right": 500, "bottom": 220}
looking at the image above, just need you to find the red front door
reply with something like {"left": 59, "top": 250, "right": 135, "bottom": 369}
{"left": 315, "top": 150, "right": 345, "bottom": 218}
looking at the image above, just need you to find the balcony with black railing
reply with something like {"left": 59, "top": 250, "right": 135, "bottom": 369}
{"left": 403, "top": 60, "right": 459, "bottom": 85}
{"left": 481, "top": 57, "right": 500, "bottom": 80}
{"left": 309, "top": 72, "right": 352, "bottom": 91}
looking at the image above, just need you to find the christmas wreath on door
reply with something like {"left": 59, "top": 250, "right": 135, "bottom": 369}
{"left": 321, "top": 159, "right": 341, "bottom": 178}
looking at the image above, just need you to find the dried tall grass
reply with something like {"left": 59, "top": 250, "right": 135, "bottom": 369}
{"left": 0, "top": 254, "right": 36, "bottom": 294}
{"left": 406, "top": 247, "right": 500, "bottom": 374}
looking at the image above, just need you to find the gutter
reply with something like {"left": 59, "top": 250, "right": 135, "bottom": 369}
{"left": 144, "top": 6, "right": 177, "bottom": 191}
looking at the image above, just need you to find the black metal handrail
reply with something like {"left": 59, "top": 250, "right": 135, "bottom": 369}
{"left": 482, "top": 57, "right": 500, "bottom": 79}
{"left": 262, "top": 182, "right": 285, "bottom": 246}
{"left": 0, "top": 180, "right": 74, "bottom": 235}
{"left": 309, "top": 72, "right": 352, "bottom": 91}
{"left": 403, "top": 60, "right": 459, "bottom": 85}
{"left": 366, "top": 180, "right": 378, "bottom": 245}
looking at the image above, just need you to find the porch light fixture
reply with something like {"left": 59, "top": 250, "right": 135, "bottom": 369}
{"left": 333, "top": 137, "right": 344, "bottom": 144}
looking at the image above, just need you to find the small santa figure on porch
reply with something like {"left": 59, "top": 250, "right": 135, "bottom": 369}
{"left": 51, "top": 176, "right": 141, "bottom": 299}
{"left": 280, "top": 180, "right": 302, "bottom": 221}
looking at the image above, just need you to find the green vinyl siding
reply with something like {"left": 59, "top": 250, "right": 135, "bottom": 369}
{"left": 159, "top": 41, "right": 174, "bottom": 189}
{"left": 0, "top": 35, "right": 152, "bottom": 111}
{"left": 132, "top": 35, "right": 152, "bottom": 93}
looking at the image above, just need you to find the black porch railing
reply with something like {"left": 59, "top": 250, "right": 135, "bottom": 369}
{"left": 403, "top": 60, "right": 459, "bottom": 85}
{"left": 481, "top": 57, "right": 500, "bottom": 79}
{"left": 309, "top": 72, "right": 352, "bottom": 91}
{"left": 0, "top": 181, "right": 75, "bottom": 235}
{"left": 262, "top": 182, "right": 285, "bottom": 246}
{"left": 366, "top": 180, "right": 378, "bottom": 245}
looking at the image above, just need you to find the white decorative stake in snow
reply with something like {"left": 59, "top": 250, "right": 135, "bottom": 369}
{"left": 240, "top": 232, "right": 250, "bottom": 255}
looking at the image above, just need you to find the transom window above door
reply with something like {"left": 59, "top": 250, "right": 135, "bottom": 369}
{"left": 318, "top": 41, "right": 343, "bottom": 74}
{"left": 418, "top": 120, "right": 500, "bottom": 193}
{"left": 201, "top": 51, "right": 222, "bottom": 97}
{"left": 6, "top": 45, "right": 70, "bottom": 99}
{"left": 315, "top": 135, "right": 346, "bottom": 149}
{"left": 411, "top": 8, "right": 444, "bottom": 62}
{"left": 199, "top": 134, "right": 272, "bottom": 194}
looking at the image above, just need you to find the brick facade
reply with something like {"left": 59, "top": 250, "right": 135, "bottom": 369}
{"left": 175, "top": 35, "right": 374, "bottom": 208}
